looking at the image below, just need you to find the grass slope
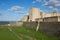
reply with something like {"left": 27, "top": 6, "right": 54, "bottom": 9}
{"left": 11, "top": 26, "right": 59, "bottom": 40}
{"left": 0, "top": 27, "right": 20, "bottom": 40}
{"left": 0, "top": 26, "right": 59, "bottom": 40}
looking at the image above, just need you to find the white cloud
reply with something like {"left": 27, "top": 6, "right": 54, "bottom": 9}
{"left": 36, "top": 0, "right": 41, "bottom": 2}
{"left": 32, "top": 0, "right": 60, "bottom": 7}
{"left": 32, "top": 0, "right": 41, "bottom": 4}
{"left": 44, "top": 0, "right": 60, "bottom": 7}
{"left": 43, "top": 0, "right": 47, "bottom": 3}
{"left": 49, "top": 0, "right": 59, "bottom": 3}
{"left": 43, "top": 0, "right": 60, "bottom": 11}
{"left": 32, "top": 0, "right": 60, "bottom": 11}
{"left": 15, "top": 11, "right": 24, "bottom": 14}
{"left": 8, "top": 6, "right": 24, "bottom": 11}
{"left": 49, "top": 6, "right": 53, "bottom": 8}
{"left": 55, "top": 3, "right": 60, "bottom": 6}
{"left": 8, "top": 6, "right": 26, "bottom": 14}
{"left": 32, "top": 1, "right": 36, "bottom": 4}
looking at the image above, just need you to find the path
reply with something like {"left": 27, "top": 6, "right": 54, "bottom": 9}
{"left": 8, "top": 27, "right": 37, "bottom": 40}
{"left": 8, "top": 27, "right": 23, "bottom": 40}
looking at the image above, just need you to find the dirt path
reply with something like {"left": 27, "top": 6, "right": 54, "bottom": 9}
{"left": 8, "top": 27, "right": 37, "bottom": 40}
{"left": 8, "top": 27, "right": 23, "bottom": 40}
{"left": 19, "top": 33, "right": 37, "bottom": 40}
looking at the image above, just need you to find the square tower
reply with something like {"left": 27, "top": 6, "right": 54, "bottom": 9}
{"left": 29, "top": 7, "right": 40, "bottom": 21}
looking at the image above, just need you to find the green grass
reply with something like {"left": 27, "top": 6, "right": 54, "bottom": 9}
{"left": 0, "top": 27, "right": 20, "bottom": 40}
{"left": 0, "top": 26, "right": 59, "bottom": 40}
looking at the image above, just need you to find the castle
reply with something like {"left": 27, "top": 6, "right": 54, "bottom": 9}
{"left": 22, "top": 7, "right": 60, "bottom": 22}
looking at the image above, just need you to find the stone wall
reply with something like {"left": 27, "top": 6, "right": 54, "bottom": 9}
{"left": 9, "top": 22, "right": 23, "bottom": 26}
{"left": 23, "top": 22, "right": 38, "bottom": 29}
{"left": 39, "top": 22, "right": 60, "bottom": 36}
{"left": 23, "top": 22, "right": 60, "bottom": 36}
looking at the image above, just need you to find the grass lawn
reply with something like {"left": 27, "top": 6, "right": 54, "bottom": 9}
{"left": 0, "top": 26, "right": 59, "bottom": 40}
{"left": 0, "top": 27, "right": 20, "bottom": 40}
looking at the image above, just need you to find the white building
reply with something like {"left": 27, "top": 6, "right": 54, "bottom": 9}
{"left": 29, "top": 7, "right": 40, "bottom": 21}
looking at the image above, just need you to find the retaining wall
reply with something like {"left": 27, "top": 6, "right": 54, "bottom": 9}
{"left": 23, "top": 22, "right": 60, "bottom": 36}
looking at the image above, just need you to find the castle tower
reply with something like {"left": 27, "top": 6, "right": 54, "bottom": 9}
{"left": 22, "top": 15, "right": 29, "bottom": 22}
{"left": 29, "top": 7, "right": 40, "bottom": 22}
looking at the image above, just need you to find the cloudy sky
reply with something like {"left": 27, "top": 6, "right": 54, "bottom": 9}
{"left": 0, "top": 0, "right": 60, "bottom": 21}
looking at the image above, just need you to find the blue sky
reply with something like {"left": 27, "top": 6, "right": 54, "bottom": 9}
{"left": 0, "top": 0, "right": 60, "bottom": 21}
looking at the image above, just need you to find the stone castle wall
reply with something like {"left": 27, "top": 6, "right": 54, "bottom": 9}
{"left": 23, "top": 22, "right": 60, "bottom": 36}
